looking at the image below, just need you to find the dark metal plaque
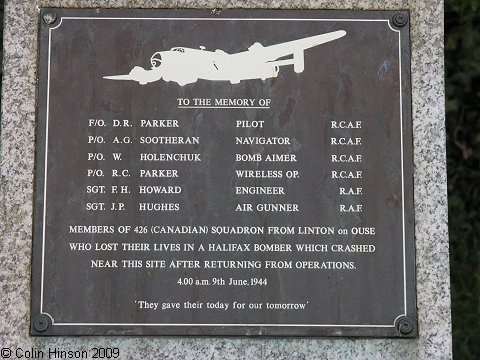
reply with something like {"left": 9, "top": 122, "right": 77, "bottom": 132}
{"left": 31, "top": 8, "right": 416, "bottom": 337}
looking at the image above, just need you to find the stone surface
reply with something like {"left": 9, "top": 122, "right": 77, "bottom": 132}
{"left": 0, "top": 0, "right": 450, "bottom": 359}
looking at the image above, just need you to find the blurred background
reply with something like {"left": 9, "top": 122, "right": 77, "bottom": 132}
{"left": 0, "top": 0, "right": 479, "bottom": 358}
{"left": 446, "top": 0, "right": 480, "bottom": 358}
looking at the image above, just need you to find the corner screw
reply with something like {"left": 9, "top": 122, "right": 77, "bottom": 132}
{"left": 33, "top": 314, "right": 50, "bottom": 332}
{"left": 42, "top": 11, "right": 57, "bottom": 25}
{"left": 392, "top": 12, "right": 408, "bottom": 28}
{"left": 397, "top": 317, "right": 414, "bottom": 335}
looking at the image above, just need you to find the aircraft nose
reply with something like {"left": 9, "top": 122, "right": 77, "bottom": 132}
{"left": 150, "top": 52, "right": 162, "bottom": 68}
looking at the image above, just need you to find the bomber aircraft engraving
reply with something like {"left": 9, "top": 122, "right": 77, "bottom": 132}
{"left": 104, "top": 30, "right": 347, "bottom": 86}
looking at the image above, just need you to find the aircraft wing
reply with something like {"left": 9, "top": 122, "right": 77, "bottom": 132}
{"left": 233, "top": 30, "right": 347, "bottom": 62}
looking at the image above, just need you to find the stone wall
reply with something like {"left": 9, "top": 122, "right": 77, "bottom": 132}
{"left": 0, "top": 1, "right": 450, "bottom": 358}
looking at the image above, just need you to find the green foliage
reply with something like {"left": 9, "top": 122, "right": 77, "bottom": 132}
{"left": 446, "top": 0, "right": 480, "bottom": 358}
{"left": 449, "top": 0, "right": 480, "bottom": 21}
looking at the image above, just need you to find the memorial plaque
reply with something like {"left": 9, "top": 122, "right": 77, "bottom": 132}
{"left": 31, "top": 8, "right": 416, "bottom": 337}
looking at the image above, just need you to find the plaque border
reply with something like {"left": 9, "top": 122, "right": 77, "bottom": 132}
{"left": 31, "top": 8, "right": 416, "bottom": 337}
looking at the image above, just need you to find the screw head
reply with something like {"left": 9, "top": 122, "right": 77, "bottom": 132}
{"left": 33, "top": 314, "right": 50, "bottom": 332}
{"left": 43, "top": 11, "right": 57, "bottom": 25}
{"left": 397, "top": 317, "right": 415, "bottom": 335}
{"left": 392, "top": 12, "right": 408, "bottom": 28}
